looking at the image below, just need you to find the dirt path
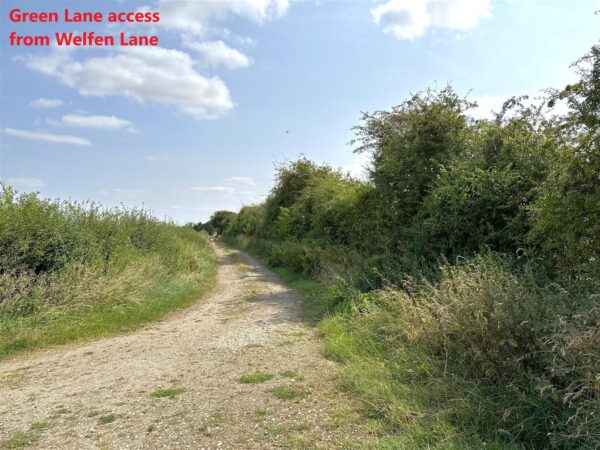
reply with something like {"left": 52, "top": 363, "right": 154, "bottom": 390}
{"left": 0, "top": 244, "right": 366, "bottom": 449}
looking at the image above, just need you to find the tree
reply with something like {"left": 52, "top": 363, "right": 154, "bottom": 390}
{"left": 206, "top": 211, "right": 236, "bottom": 236}
{"left": 262, "top": 158, "right": 335, "bottom": 230}
{"left": 529, "top": 43, "right": 600, "bottom": 275}
{"left": 353, "top": 86, "right": 474, "bottom": 249}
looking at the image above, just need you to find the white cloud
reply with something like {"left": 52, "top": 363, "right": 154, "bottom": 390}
{"left": 183, "top": 40, "right": 252, "bottom": 69}
{"left": 19, "top": 2, "right": 290, "bottom": 120}
{"left": 4, "top": 177, "right": 45, "bottom": 188}
{"left": 60, "top": 114, "right": 136, "bottom": 131}
{"left": 2, "top": 128, "right": 91, "bottom": 146}
{"left": 372, "top": 0, "right": 491, "bottom": 40}
{"left": 224, "top": 176, "right": 258, "bottom": 186}
{"left": 20, "top": 1, "right": 290, "bottom": 120}
{"left": 23, "top": 46, "right": 234, "bottom": 119}
{"left": 147, "top": 155, "right": 173, "bottom": 161}
{"left": 159, "top": 0, "right": 289, "bottom": 35}
{"left": 29, "top": 98, "right": 63, "bottom": 109}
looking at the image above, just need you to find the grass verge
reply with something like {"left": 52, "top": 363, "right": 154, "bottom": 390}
{"left": 0, "top": 238, "right": 216, "bottom": 361}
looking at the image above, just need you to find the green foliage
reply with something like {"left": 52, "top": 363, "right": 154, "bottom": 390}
{"left": 0, "top": 185, "right": 82, "bottom": 273}
{"left": 528, "top": 45, "right": 600, "bottom": 275}
{"left": 205, "top": 210, "right": 237, "bottom": 235}
{"left": 150, "top": 388, "right": 185, "bottom": 398}
{"left": 0, "top": 187, "right": 216, "bottom": 358}
{"left": 323, "top": 258, "right": 600, "bottom": 448}
{"left": 353, "top": 86, "right": 473, "bottom": 239}
{"left": 286, "top": 171, "right": 363, "bottom": 244}
{"left": 218, "top": 42, "right": 600, "bottom": 449}
{"left": 226, "top": 205, "right": 265, "bottom": 237}
{"left": 263, "top": 158, "right": 334, "bottom": 226}
{"left": 237, "top": 372, "right": 274, "bottom": 384}
{"left": 0, "top": 422, "right": 48, "bottom": 449}
{"left": 268, "top": 241, "right": 324, "bottom": 277}
{"left": 269, "top": 386, "right": 308, "bottom": 401}
{"left": 98, "top": 414, "right": 117, "bottom": 424}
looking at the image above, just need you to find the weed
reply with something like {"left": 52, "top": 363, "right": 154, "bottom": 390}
{"left": 150, "top": 388, "right": 185, "bottom": 398}
{"left": 254, "top": 409, "right": 268, "bottom": 420}
{"left": 28, "top": 423, "right": 47, "bottom": 432}
{"left": 98, "top": 415, "right": 116, "bottom": 425}
{"left": 270, "top": 386, "right": 308, "bottom": 401}
{"left": 198, "top": 411, "right": 225, "bottom": 437}
{"left": 0, "top": 431, "right": 38, "bottom": 449}
{"left": 237, "top": 373, "right": 274, "bottom": 384}
{"left": 1, "top": 422, "right": 48, "bottom": 449}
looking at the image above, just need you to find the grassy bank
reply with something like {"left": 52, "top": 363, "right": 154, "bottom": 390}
{"left": 0, "top": 185, "right": 216, "bottom": 360}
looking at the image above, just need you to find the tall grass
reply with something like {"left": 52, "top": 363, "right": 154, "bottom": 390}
{"left": 321, "top": 257, "right": 600, "bottom": 448}
{"left": 0, "top": 185, "right": 216, "bottom": 359}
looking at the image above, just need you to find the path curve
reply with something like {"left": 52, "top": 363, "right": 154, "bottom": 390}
{"left": 0, "top": 244, "right": 363, "bottom": 449}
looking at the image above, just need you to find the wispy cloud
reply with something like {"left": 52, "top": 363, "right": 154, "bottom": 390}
{"left": 59, "top": 114, "right": 137, "bottom": 132}
{"left": 29, "top": 97, "right": 63, "bottom": 109}
{"left": 224, "top": 176, "right": 257, "bottom": 186}
{"left": 183, "top": 39, "right": 252, "bottom": 70}
{"left": 4, "top": 177, "right": 45, "bottom": 188}
{"left": 159, "top": 0, "right": 289, "bottom": 35}
{"left": 2, "top": 128, "right": 91, "bottom": 147}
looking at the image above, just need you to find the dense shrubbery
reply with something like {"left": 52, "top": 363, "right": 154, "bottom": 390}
{"left": 0, "top": 185, "right": 215, "bottom": 357}
{"left": 204, "top": 42, "right": 600, "bottom": 448}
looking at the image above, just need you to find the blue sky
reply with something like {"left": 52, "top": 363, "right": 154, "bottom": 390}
{"left": 1, "top": 0, "right": 598, "bottom": 223}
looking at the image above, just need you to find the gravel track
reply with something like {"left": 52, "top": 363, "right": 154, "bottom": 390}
{"left": 0, "top": 243, "right": 365, "bottom": 449}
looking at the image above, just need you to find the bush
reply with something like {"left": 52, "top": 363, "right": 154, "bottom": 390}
{"left": 0, "top": 187, "right": 216, "bottom": 357}
{"left": 225, "top": 205, "right": 264, "bottom": 237}
{"left": 0, "top": 186, "right": 82, "bottom": 273}
{"left": 268, "top": 241, "right": 324, "bottom": 277}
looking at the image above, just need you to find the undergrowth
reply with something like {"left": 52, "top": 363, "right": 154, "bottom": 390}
{"left": 0, "top": 185, "right": 216, "bottom": 359}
